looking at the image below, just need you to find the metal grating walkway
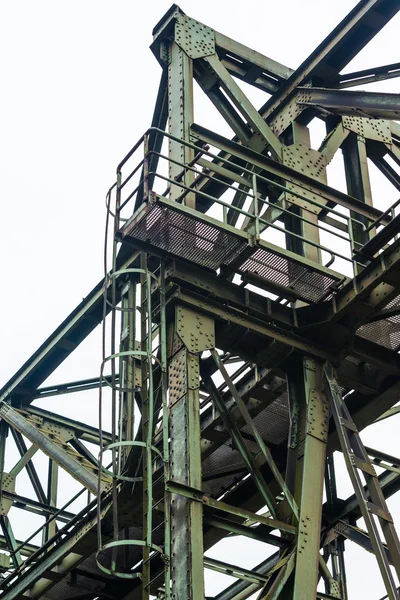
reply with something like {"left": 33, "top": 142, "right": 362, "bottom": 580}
{"left": 119, "top": 199, "right": 342, "bottom": 304}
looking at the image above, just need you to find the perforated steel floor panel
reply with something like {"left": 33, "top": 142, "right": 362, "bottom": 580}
{"left": 121, "top": 202, "right": 247, "bottom": 270}
{"left": 239, "top": 249, "right": 336, "bottom": 303}
{"left": 120, "top": 200, "right": 340, "bottom": 303}
{"left": 356, "top": 293, "right": 400, "bottom": 350}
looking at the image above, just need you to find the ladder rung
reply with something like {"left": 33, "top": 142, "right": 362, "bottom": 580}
{"left": 367, "top": 502, "right": 393, "bottom": 522}
{"left": 152, "top": 522, "right": 163, "bottom": 535}
{"left": 350, "top": 454, "right": 376, "bottom": 476}
{"left": 153, "top": 473, "right": 164, "bottom": 486}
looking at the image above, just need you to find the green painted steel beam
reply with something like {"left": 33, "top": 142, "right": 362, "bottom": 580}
{"left": 25, "top": 404, "right": 113, "bottom": 444}
{"left": 335, "top": 62, "right": 400, "bottom": 88}
{"left": 1, "top": 490, "right": 74, "bottom": 522}
{"left": 297, "top": 87, "right": 400, "bottom": 120}
{"left": 32, "top": 375, "right": 119, "bottom": 400}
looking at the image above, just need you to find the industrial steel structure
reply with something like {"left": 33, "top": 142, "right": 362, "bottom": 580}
{"left": 2, "top": 1, "right": 400, "bottom": 598}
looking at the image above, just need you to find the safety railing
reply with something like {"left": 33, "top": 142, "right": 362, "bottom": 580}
{"left": 364, "top": 196, "right": 400, "bottom": 235}
{"left": 107, "top": 126, "right": 397, "bottom": 279}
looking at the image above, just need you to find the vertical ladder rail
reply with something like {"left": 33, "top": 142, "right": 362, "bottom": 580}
{"left": 141, "top": 255, "right": 151, "bottom": 600}
{"left": 324, "top": 362, "right": 400, "bottom": 600}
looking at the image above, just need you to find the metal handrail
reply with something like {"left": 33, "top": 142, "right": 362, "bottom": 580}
{"left": 146, "top": 169, "right": 358, "bottom": 269}
{"left": 365, "top": 197, "right": 400, "bottom": 233}
{"left": 116, "top": 127, "right": 367, "bottom": 231}
{"left": 110, "top": 126, "right": 400, "bottom": 275}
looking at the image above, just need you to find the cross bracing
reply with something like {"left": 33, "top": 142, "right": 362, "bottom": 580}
{"left": 1, "top": 1, "right": 400, "bottom": 599}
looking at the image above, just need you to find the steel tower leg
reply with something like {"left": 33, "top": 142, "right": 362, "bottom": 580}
{"left": 168, "top": 305, "right": 214, "bottom": 599}
{"left": 280, "top": 357, "right": 329, "bottom": 600}
{"left": 167, "top": 40, "right": 195, "bottom": 207}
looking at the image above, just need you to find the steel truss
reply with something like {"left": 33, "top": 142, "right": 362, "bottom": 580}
{"left": 1, "top": 1, "right": 400, "bottom": 599}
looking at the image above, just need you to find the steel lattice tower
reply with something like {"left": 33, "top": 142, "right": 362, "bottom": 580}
{"left": 1, "top": 1, "right": 400, "bottom": 599}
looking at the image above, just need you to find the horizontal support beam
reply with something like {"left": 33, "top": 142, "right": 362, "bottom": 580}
{"left": 167, "top": 260, "right": 294, "bottom": 325}
{"left": 213, "top": 552, "right": 280, "bottom": 600}
{"left": 336, "top": 62, "right": 400, "bottom": 88}
{"left": 165, "top": 480, "right": 296, "bottom": 534}
{"left": 204, "top": 515, "right": 288, "bottom": 548}
{"left": 215, "top": 30, "right": 293, "bottom": 91}
{"left": 204, "top": 555, "right": 270, "bottom": 584}
{"left": 167, "top": 261, "right": 388, "bottom": 391}
{"left": 173, "top": 287, "right": 399, "bottom": 374}
{"left": 173, "top": 288, "right": 337, "bottom": 362}
{"left": 33, "top": 375, "right": 119, "bottom": 400}
{"left": 241, "top": 270, "right": 304, "bottom": 302}
{"left": 365, "top": 447, "right": 400, "bottom": 469}
{"left": 334, "top": 521, "right": 392, "bottom": 563}
{"left": 297, "top": 86, "right": 400, "bottom": 120}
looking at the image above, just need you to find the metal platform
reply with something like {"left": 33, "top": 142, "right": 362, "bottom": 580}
{"left": 119, "top": 196, "right": 344, "bottom": 303}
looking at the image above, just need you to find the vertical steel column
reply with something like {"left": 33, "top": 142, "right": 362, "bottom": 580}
{"left": 292, "top": 123, "right": 321, "bottom": 264}
{"left": 167, "top": 40, "right": 195, "bottom": 207}
{"left": 283, "top": 122, "right": 324, "bottom": 290}
{"left": 325, "top": 454, "right": 347, "bottom": 599}
{"left": 43, "top": 459, "right": 58, "bottom": 543}
{"left": 283, "top": 357, "right": 329, "bottom": 600}
{"left": 168, "top": 306, "right": 214, "bottom": 599}
{"left": 0, "top": 422, "right": 7, "bottom": 509}
{"left": 342, "top": 132, "right": 374, "bottom": 254}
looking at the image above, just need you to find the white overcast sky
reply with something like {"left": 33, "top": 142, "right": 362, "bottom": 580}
{"left": 1, "top": 1, "right": 400, "bottom": 598}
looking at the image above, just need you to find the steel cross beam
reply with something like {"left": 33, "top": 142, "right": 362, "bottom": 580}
{"left": 336, "top": 62, "right": 400, "bottom": 88}
{"left": 297, "top": 87, "right": 400, "bottom": 120}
